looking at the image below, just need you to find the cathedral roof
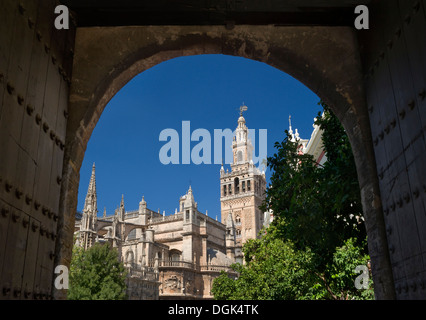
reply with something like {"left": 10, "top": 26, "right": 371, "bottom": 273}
{"left": 207, "top": 248, "right": 233, "bottom": 266}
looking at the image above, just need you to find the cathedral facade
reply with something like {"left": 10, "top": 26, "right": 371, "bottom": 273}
{"left": 74, "top": 109, "right": 268, "bottom": 299}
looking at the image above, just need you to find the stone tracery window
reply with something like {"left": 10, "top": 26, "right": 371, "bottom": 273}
{"left": 127, "top": 229, "right": 136, "bottom": 240}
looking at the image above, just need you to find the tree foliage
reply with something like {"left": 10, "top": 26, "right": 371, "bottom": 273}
{"left": 327, "top": 238, "right": 374, "bottom": 300}
{"left": 211, "top": 225, "right": 316, "bottom": 300}
{"left": 212, "top": 221, "right": 373, "bottom": 300}
{"left": 68, "top": 242, "right": 127, "bottom": 300}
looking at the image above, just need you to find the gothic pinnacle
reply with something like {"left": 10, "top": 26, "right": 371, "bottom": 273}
{"left": 83, "top": 162, "right": 97, "bottom": 215}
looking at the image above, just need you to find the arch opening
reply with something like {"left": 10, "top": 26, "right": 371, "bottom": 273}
{"left": 57, "top": 25, "right": 394, "bottom": 299}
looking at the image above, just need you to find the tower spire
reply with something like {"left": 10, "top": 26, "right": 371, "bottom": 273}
{"left": 289, "top": 115, "right": 297, "bottom": 142}
{"left": 81, "top": 163, "right": 98, "bottom": 249}
{"left": 119, "top": 194, "right": 125, "bottom": 221}
{"left": 226, "top": 211, "right": 235, "bottom": 229}
{"left": 83, "top": 163, "right": 97, "bottom": 215}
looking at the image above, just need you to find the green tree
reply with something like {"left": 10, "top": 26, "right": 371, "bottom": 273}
{"left": 210, "top": 271, "right": 237, "bottom": 300}
{"left": 314, "top": 101, "right": 366, "bottom": 247}
{"left": 212, "top": 223, "right": 316, "bottom": 300}
{"left": 327, "top": 238, "right": 374, "bottom": 300}
{"left": 212, "top": 223, "right": 373, "bottom": 300}
{"left": 302, "top": 237, "right": 373, "bottom": 300}
{"left": 68, "top": 242, "right": 127, "bottom": 300}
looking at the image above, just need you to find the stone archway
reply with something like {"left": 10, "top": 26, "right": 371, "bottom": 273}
{"left": 55, "top": 25, "right": 394, "bottom": 299}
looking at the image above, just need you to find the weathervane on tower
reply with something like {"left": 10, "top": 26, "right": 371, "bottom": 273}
{"left": 240, "top": 103, "right": 248, "bottom": 116}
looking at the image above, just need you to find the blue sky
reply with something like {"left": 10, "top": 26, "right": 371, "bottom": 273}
{"left": 77, "top": 54, "right": 321, "bottom": 221}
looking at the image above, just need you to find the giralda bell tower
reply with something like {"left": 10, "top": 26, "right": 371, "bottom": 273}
{"left": 220, "top": 104, "right": 266, "bottom": 263}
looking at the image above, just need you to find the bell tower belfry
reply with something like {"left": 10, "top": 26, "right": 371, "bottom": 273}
{"left": 232, "top": 104, "right": 253, "bottom": 166}
{"left": 220, "top": 105, "right": 266, "bottom": 264}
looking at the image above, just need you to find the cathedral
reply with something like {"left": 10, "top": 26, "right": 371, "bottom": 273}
{"left": 74, "top": 107, "right": 269, "bottom": 299}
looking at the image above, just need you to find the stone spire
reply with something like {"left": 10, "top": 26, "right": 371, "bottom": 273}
{"left": 184, "top": 185, "right": 196, "bottom": 208}
{"left": 118, "top": 194, "right": 125, "bottom": 221}
{"left": 288, "top": 115, "right": 309, "bottom": 152}
{"left": 225, "top": 211, "right": 236, "bottom": 260}
{"left": 80, "top": 163, "right": 98, "bottom": 249}
{"left": 83, "top": 163, "right": 97, "bottom": 216}
{"left": 289, "top": 115, "right": 300, "bottom": 141}
{"left": 226, "top": 211, "right": 235, "bottom": 229}
{"left": 139, "top": 195, "right": 147, "bottom": 214}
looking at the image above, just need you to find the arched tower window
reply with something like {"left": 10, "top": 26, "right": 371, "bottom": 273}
{"left": 234, "top": 178, "right": 240, "bottom": 194}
